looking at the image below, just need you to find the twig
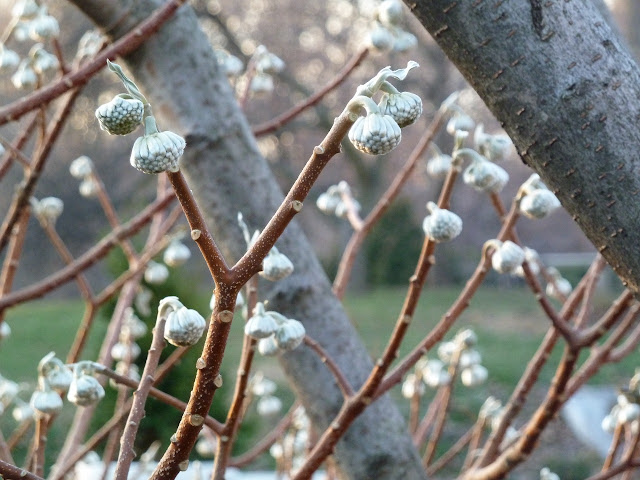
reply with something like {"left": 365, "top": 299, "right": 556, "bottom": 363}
{"left": 0, "top": 206, "right": 30, "bottom": 326}
{"left": 31, "top": 416, "right": 50, "bottom": 477}
{"left": 0, "top": 114, "right": 38, "bottom": 181}
{"left": 413, "top": 389, "right": 444, "bottom": 447}
{"left": 0, "top": 459, "right": 44, "bottom": 480}
{"left": 252, "top": 48, "right": 370, "bottom": 136}
{"left": 603, "top": 423, "right": 624, "bottom": 472}
{"left": 0, "top": 134, "right": 32, "bottom": 167}
{"left": 303, "top": 335, "right": 354, "bottom": 398}
{"left": 426, "top": 424, "right": 475, "bottom": 475}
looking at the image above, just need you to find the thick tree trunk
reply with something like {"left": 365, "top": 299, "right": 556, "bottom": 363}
{"left": 67, "top": 1, "right": 427, "bottom": 479}
{"left": 408, "top": 0, "right": 640, "bottom": 296}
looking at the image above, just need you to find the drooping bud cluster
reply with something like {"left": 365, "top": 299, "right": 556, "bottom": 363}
{"left": 67, "top": 362, "right": 105, "bottom": 407}
{"left": 545, "top": 267, "right": 573, "bottom": 301}
{"left": 422, "top": 202, "right": 463, "bottom": 243}
{"left": 214, "top": 50, "right": 244, "bottom": 77}
{"left": 163, "top": 238, "right": 191, "bottom": 268}
{"left": 346, "top": 61, "right": 421, "bottom": 156}
{"left": 474, "top": 124, "right": 512, "bottom": 162}
{"left": 95, "top": 94, "right": 144, "bottom": 136}
{"left": 260, "top": 247, "right": 294, "bottom": 281}
{"left": 250, "top": 373, "right": 283, "bottom": 417}
{"left": 425, "top": 144, "right": 452, "bottom": 180}
{"left": 366, "top": 0, "right": 417, "bottom": 53}
{"left": 518, "top": 174, "right": 561, "bottom": 219}
{"left": 457, "top": 148, "right": 509, "bottom": 194}
{"left": 159, "top": 296, "right": 207, "bottom": 347}
{"left": 30, "top": 196, "right": 63, "bottom": 227}
{"left": 485, "top": 239, "right": 526, "bottom": 275}
{"left": 245, "top": 302, "right": 306, "bottom": 354}
{"left": 602, "top": 374, "right": 640, "bottom": 434}
{"left": 247, "top": 45, "right": 285, "bottom": 95}
{"left": 316, "top": 181, "right": 362, "bottom": 219}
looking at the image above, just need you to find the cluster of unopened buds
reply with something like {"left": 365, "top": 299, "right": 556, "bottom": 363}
{"left": 422, "top": 201, "right": 463, "bottom": 243}
{"left": 159, "top": 296, "right": 207, "bottom": 347}
{"left": 95, "top": 61, "right": 185, "bottom": 174}
{"left": 402, "top": 328, "right": 488, "bottom": 398}
{"left": 518, "top": 173, "right": 561, "bottom": 220}
{"left": 478, "top": 396, "right": 520, "bottom": 448}
{"left": 68, "top": 155, "right": 99, "bottom": 198}
{"left": 110, "top": 308, "right": 147, "bottom": 377}
{"left": 0, "top": 0, "right": 60, "bottom": 89}
{"left": 245, "top": 302, "right": 306, "bottom": 355}
{"left": 316, "top": 181, "right": 362, "bottom": 219}
{"left": 602, "top": 371, "right": 640, "bottom": 434}
{"left": 270, "top": 407, "right": 311, "bottom": 473}
{"left": 346, "top": 61, "right": 422, "bottom": 156}
{"left": 250, "top": 373, "right": 283, "bottom": 417}
{"left": 367, "top": 0, "right": 417, "bottom": 53}
{"left": 30, "top": 195, "right": 63, "bottom": 227}
{"left": 247, "top": 45, "right": 285, "bottom": 95}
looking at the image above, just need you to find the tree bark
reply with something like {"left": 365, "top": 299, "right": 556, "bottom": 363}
{"left": 408, "top": 0, "right": 640, "bottom": 296}
{"left": 67, "top": 1, "right": 427, "bottom": 479}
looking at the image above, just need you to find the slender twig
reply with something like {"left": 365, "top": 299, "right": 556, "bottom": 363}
{"left": 303, "top": 335, "right": 354, "bottom": 398}
{"left": 0, "top": 134, "right": 32, "bottom": 167}
{"left": 603, "top": 423, "right": 624, "bottom": 472}
{"left": 252, "top": 48, "right": 370, "bottom": 136}
{"left": 7, "top": 420, "right": 32, "bottom": 451}
{"left": 0, "top": 207, "right": 30, "bottom": 327}
{"left": 0, "top": 430, "right": 14, "bottom": 466}
{"left": 0, "top": 0, "right": 190, "bottom": 126}
{"left": 0, "top": 459, "right": 44, "bottom": 480}
{"left": 426, "top": 424, "right": 475, "bottom": 475}
{"left": 0, "top": 114, "right": 38, "bottom": 181}
{"left": 413, "top": 389, "right": 444, "bottom": 447}
{"left": 31, "top": 416, "right": 50, "bottom": 477}
{"left": 608, "top": 318, "right": 640, "bottom": 362}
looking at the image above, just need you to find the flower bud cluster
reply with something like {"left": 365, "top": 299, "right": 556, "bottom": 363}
{"left": 485, "top": 239, "right": 526, "bottom": 275}
{"left": 261, "top": 247, "right": 294, "bottom": 281}
{"left": 68, "top": 155, "right": 100, "bottom": 199}
{"left": 159, "top": 296, "right": 207, "bottom": 347}
{"left": 367, "top": 0, "right": 417, "bottom": 53}
{"left": 248, "top": 45, "right": 285, "bottom": 95}
{"left": 30, "top": 196, "right": 63, "bottom": 227}
{"left": 518, "top": 174, "right": 561, "bottom": 219}
{"left": 316, "top": 181, "right": 362, "bottom": 219}
{"left": 422, "top": 202, "right": 463, "bottom": 243}
{"left": 474, "top": 124, "right": 512, "bottom": 162}
{"left": 270, "top": 406, "right": 310, "bottom": 473}
{"left": 458, "top": 148, "right": 509, "bottom": 194}
{"left": 545, "top": 267, "right": 573, "bottom": 301}
{"left": 246, "top": 303, "right": 306, "bottom": 355}
{"left": 67, "top": 362, "right": 105, "bottom": 407}
{"left": 0, "top": 374, "right": 20, "bottom": 418}
{"left": 250, "top": 373, "right": 283, "bottom": 417}
{"left": 602, "top": 391, "right": 640, "bottom": 433}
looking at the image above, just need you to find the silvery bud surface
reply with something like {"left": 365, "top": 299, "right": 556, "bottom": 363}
{"left": 401, "top": 373, "right": 425, "bottom": 398}
{"left": 515, "top": 247, "right": 540, "bottom": 277}
{"left": 446, "top": 113, "right": 475, "bottom": 135}
{"left": 163, "top": 303, "right": 207, "bottom": 347}
{"left": 377, "top": 0, "right": 404, "bottom": 25}
{"left": 29, "top": 12, "right": 59, "bottom": 41}
{"left": 67, "top": 363, "right": 105, "bottom": 407}
{"left": 96, "top": 94, "right": 144, "bottom": 136}
{"left": 244, "top": 303, "right": 279, "bottom": 339}
{"left": 379, "top": 91, "right": 422, "bottom": 128}
{"left": 0, "top": 45, "right": 20, "bottom": 72}
{"left": 601, "top": 412, "right": 616, "bottom": 433}
{"left": 123, "top": 308, "right": 147, "bottom": 339}
{"left": 424, "top": 368, "right": 451, "bottom": 388}
{"left": 0, "top": 376, "right": 19, "bottom": 406}
{"left": 519, "top": 189, "right": 561, "bottom": 219}
{"left": 260, "top": 247, "right": 294, "bottom": 281}
{"left": 348, "top": 112, "right": 401, "bottom": 155}
{"left": 490, "top": 240, "right": 525, "bottom": 274}
{"left": 38, "top": 352, "right": 72, "bottom": 393}
{"left": 540, "top": 467, "right": 561, "bottom": 480}
{"left": 393, "top": 31, "right": 417, "bottom": 53}
{"left": 253, "top": 45, "right": 285, "bottom": 74}
{"left": 463, "top": 154, "right": 508, "bottom": 193}
{"left": 426, "top": 153, "right": 452, "bottom": 179}
{"left": 12, "top": 0, "right": 39, "bottom": 19}
{"left": 130, "top": 117, "right": 186, "bottom": 174}
{"left": 77, "top": 30, "right": 103, "bottom": 58}
{"left": 12, "top": 401, "right": 34, "bottom": 422}
{"left": 163, "top": 239, "right": 191, "bottom": 267}
{"left": 459, "top": 349, "right": 482, "bottom": 369}
{"left": 110, "top": 341, "right": 141, "bottom": 361}
{"left": 251, "top": 376, "right": 277, "bottom": 396}
{"left": 33, "top": 196, "right": 64, "bottom": 225}
{"left": 68, "top": 155, "right": 93, "bottom": 179}
{"left": 215, "top": 50, "right": 243, "bottom": 76}
{"left": 461, "top": 364, "right": 488, "bottom": 387}
{"left": 422, "top": 202, "right": 463, "bottom": 243}
{"left": 79, "top": 177, "right": 99, "bottom": 198}
{"left": 368, "top": 25, "right": 394, "bottom": 52}
{"left": 12, "top": 60, "right": 37, "bottom": 89}
{"left": 30, "top": 385, "right": 63, "bottom": 416}
{"left": 144, "top": 261, "right": 169, "bottom": 285}
{"left": 0, "top": 321, "right": 11, "bottom": 341}
{"left": 316, "top": 187, "right": 341, "bottom": 215}
{"left": 250, "top": 73, "right": 274, "bottom": 94}
{"left": 274, "top": 318, "right": 306, "bottom": 351}
{"left": 454, "top": 328, "right": 477, "bottom": 348}
{"left": 546, "top": 276, "right": 572, "bottom": 300}
{"left": 258, "top": 336, "right": 279, "bottom": 356}
{"left": 436, "top": 340, "right": 456, "bottom": 364}
{"left": 474, "top": 124, "right": 512, "bottom": 162}
{"left": 479, "top": 396, "right": 502, "bottom": 421}
{"left": 257, "top": 395, "right": 283, "bottom": 416}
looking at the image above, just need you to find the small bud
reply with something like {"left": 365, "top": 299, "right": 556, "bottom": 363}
{"left": 368, "top": 25, "right": 394, "bottom": 52}
{"left": 30, "top": 381, "right": 63, "bottom": 416}
{"left": 77, "top": 30, "right": 103, "bottom": 59}
{"left": 519, "top": 189, "right": 561, "bottom": 219}
{"left": 38, "top": 352, "right": 73, "bottom": 393}
{"left": 462, "top": 153, "right": 509, "bottom": 193}
{"left": 251, "top": 376, "right": 277, "bottom": 396}
{"left": 130, "top": 117, "right": 186, "bottom": 174}
{"left": 244, "top": 303, "right": 279, "bottom": 339}
{"left": 459, "top": 349, "right": 482, "bottom": 369}
{"left": 29, "top": 12, "right": 60, "bottom": 41}
{"left": 257, "top": 336, "right": 280, "bottom": 356}
{"left": 253, "top": 45, "right": 285, "bottom": 74}
{"left": 95, "top": 94, "right": 144, "bottom": 136}
{"left": 0, "top": 376, "right": 19, "bottom": 406}
{"left": 144, "top": 261, "right": 169, "bottom": 285}
{"left": 422, "top": 202, "right": 463, "bottom": 243}
{"left": 316, "top": 186, "right": 341, "bottom": 215}
{"left": 32, "top": 46, "right": 58, "bottom": 75}
{"left": 67, "top": 362, "right": 105, "bottom": 407}
{"left": 393, "top": 31, "right": 418, "bottom": 53}
{"left": 379, "top": 91, "right": 422, "bottom": 128}
{"left": 215, "top": 50, "right": 244, "bottom": 77}
{"left": 162, "top": 298, "right": 207, "bottom": 347}
{"left": 514, "top": 247, "right": 540, "bottom": 277}
{"left": 0, "top": 45, "right": 20, "bottom": 72}
{"left": 12, "top": 0, "right": 39, "bottom": 19}
{"left": 123, "top": 308, "right": 147, "bottom": 339}
{"left": 12, "top": 401, "right": 35, "bottom": 422}
{"left": 446, "top": 113, "right": 475, "bottom": 135}
{"left": 377, "top": 0, "right": 404, "bottom": 25}
{"left": 260, "top": 247, "right": 294, "bottom": 281}
{"left": 490, "top": 240, "right": 525, "bottom": 274}
{"left": 546, "top": 276, "right": 572, "bottom": 301}
{"left": 110, "top": 341, "right": 141, "bottom": 361}
{"left": 163, "top": 239, "right": 191, "bottom": 267}
{"left": 474, "top": 124, "right": 512, "bottom": 162}
{"left": 79, "top": 177, "right": 99, "bottom": 198}
{"left": 0, "top": 322, "right": 10, "bottom": 341}
{"left": 426, "top": 153, "right": 452, "bottom": 179}
{"left": 461, "top": 364, "right": 488, "bottom": 387}
{"left": 274, "top": 318, "right": 306, "bottom": 351}
{"left": 69, "top": 156, "right": 94, "bottom": 179}
{"left": 540, "top": 467, "right": 561, "bottom": 480}
{"left": 348, "top": 112, "right": 402, "bottom": 155}
{"left": 401, "top": 373, "right": 425, "bottom": 398}
{"left": 32, "top": 196, "right": 63, "bottom": 225}
{"left": 11, "top": 60, "right": 37, "bottom": 90}
{"left": 257, "top": 395, "right": 283, "bottom": 416}
{"left": 479, "top": 396, "right": 502, "bottom": 421}
{"left": 250, "top": 73, "right": 275, "bottom": 94}
{"left": 110, "top": 362, "right": 140, "bottom": 389}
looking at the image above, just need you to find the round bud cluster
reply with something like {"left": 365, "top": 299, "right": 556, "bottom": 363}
{"left": 422, "top": 202, "right": 463, "bottom": 243}
{"left": 349, "top": 112, "right": 402, "bottom": 155}
{"left": 461, "top": 150, "right": 509, "bottom": 193}
{"left": 545, "top": 267, "right": 573, "bottom": 301}
{"left": 163, "top": 239, "right": 191, "bottom": 268}
{"left": 130, "top": 117, "right": 186, "bottom": 174}
{"left": 379, "top": 91, "right": 423, "bottom": 128}
{"left": 160, "top": 296, "right": 207, "bottom": 347}
{"left": 518, "top": 174, "right": 561, "bottom": 219}
{"left": 367, "top": 0, "right": 418, "bottom": 53}
{"left": 245, "top": 303, "right": 306, "bottom": 354}
{"left": 95, "top": 94, "right": 144, "bottom": 136}
{"left": 316, "top": 181, "right": 362, "bottom": 219}
{"left": 67, "top": 362, "right": 105, "bottom": 407}
{"left": 260, "top": 247, "right": 294, "bottom": 281}
{"left": 487, "top": 240, "right": 525, "bottom": 275}
{"left": 474, "top": 124, "right": 512, "bottom": 162}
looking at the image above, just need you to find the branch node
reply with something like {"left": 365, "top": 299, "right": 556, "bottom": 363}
{"left": 291, "top": 200, "right": 303, "bottom": 212}
{"left": 218, "top": 310, "right": 233, "bottom": 323}
{"left": 190, "top": 229, "right": 201, "bottom": 240}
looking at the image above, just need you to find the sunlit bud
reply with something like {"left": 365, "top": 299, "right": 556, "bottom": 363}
{"left": 258, "top": 336, "right": 279, "bottom": 357}
{"left": 446, "top": 113, "right": 475, "bottom": 135}
{"left": 135, "top": 286, "right": 153, "bottom": 317}
{"left": 401, "top": 373, "right": 425, "bottom": 398}
{"left": 377, "top": 0, "right": 404, "bottom": 25}
{"left": 250, "top": 73, "right": 274, "bottom": 94}
{"left": 144, "top": 261, "right": 169, "bottom": 285}
{"left": 12, "top": 401, "right": 35, "bottom": 422}
{"left": 349, "top": 111, "right": 402, "bottom": 155}
{"left": 474, "top": 124, "right": 512, "bottom": 162}
{"left": 0, "top": 376, "right": 19, "bottom": 407}
{"left": 601, "top": 412, "right": 616, "bottom": 433}
{"left": 69, "top": 155, "right": 93, "bottom": 179}
{"left": 424, "top": 367, "right": 451, "bottom": 388}
{"left": 426, "top": 153, "right": 452, "bottom": 179}
{"left": 110, "top": 362, "right": 140, "bottom": 389}
{"left": 30, "top": 380, "right": 63, "bottom": 416}
{"left": 461, "top": 364, "right": 488, "bottom": 387}
{"left": 163, "top": 239, "right": 191, "bottom": 267}
{"left": 260, "top": 247, "right": 294, "bottom": 281}
{"left": 462, "top": 153, "right": 508, "bottom": 193}
{"left": 0, "top": 322, "right": 11, "bottom": 341}
{"left": 454, "top": 328, "right": 477, "bottom": 348}
{"left": 110, "top": 340, "right": 141, "bottom": 361}
{"left": 32, "top": 196, "right": 63, "bottom": 226}
{"left": 546, "top": 267, "right": 572, "bottom": 300}
{"left": 0, "top": 45, "right": 20, "bottom": 72}
{"left": 67, "top": 362, "right": 105, "bottom": 407}
{"left": 11, "top": 59, "right": 37, "bottom": 90}
{"left": 540, "top": 467, "right": 561, "bottom": 480}
{"left": 12, "top": 0, "right": 39, "bottom": 19}
{"left": 29, "top": 11, "right": 59, "bottom": 40}
{"left": 131, "top": 116, "right": 186, "bottom": 174}
{"left": 393, "top": 31, "right": 418, "bottom": 53}
{"left": 379, "top": 90, "right": 422, "bottom": 128}
{"left": 77, "top": 30, "right": 103, "bottom": 58}
{"left": 515, "top": 247, "right": 540, "bottom": 277}
{"left": 422, "top": 202, "right": 463, "bottom": 243}
{"left": 520, "top": 189, "right": 561, "bottom": 219}
{"left": 38, "top": 352, "right": 72, "bottom": 393}
{"left": 215, "top": 50, "right": 244, "bottom": 76}
{"left": 13, "top": 22, "right": 30, "bottom": 42}
{"left": 274, "top": 317, "right": 306, "bottom": 351}
{"left": 368, "top": 25, "right": 394, "bottom": 52}
{"left": 257, "top": 395, "right": 283, "bottom": 416}
{"left": 79, "top": 177, "right": 99, "bottom": 198}
{"left": 252, "top": 376, "right": 277, "bottom": 396}
{"left": 617, "top": 402, "right": 640, "bottom": 425}
{"left": 479, "top": 396, "right": 502, "bottom": 421}
{"left": 459, "top": 350, "right": 482, "bottom": 369}
{"left": 95, "top": 94, "right": 144, "bottom": 136}
{"left": 489, "top": 240, "right": 525, "bottom": 275}
{"left": 161, "top": 296, "right": 207, "bottom": 347}
{"left": 253, "top": 45, "right": 285, "bottom": 74}
{"left": 269, "top": 443, "right": 284, "bottom": 460}
{"left": 245, "top": 303, "right": 279, "bottom": 339}
{"left": 123, "top": 308, "right": 147, "bottom": 339}
{"left": 316, "top": 186, "right": 341, "bottom": 215}
{"left": 436, "top": 341, "right": 457, "bottom": 364}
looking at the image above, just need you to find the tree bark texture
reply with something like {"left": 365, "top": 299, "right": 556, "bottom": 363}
{"left": 67, "top": 1, "right": 427, "bottom": 479}
{"left": 408, "top": 0, "right": 640, "bottom": 295}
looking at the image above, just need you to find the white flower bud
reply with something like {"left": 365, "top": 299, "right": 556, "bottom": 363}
{"left": 33, "top": 196, "right": 64, "bottom": 225}
{"left": 254, "top": 45, "right": 285, "bottom": 74}
{"left": 131, "top": 117, "right": 186, "bottom": 174}
{"left": 424, "top": 368, "right": 451, "bottom": 388}
{"left": 379, "top": 91, "right": 422, "bottom": 128}
{"left": 96, "top": 94, "right": 144, "bottom": 136}
{"left": 135, "top": 286, "right": 153, "bottom": 317}
{"left": 368, "top": 25, "right": 394, "bottom": 52}
{"left": 245, "top": 303, "right": 279, "bottom": 339}
{"left": 459, "top": 350, "right": 482, "bottom": 369}
{"left": 617, "top": 402, "right": 640, "bottom": 425}
{"left": 0, "top": 321, "right": 11, "bottom": 341}
{"left": 474, "top": 124, "right": 512, "bottom": 162}
{"left": 258, "top": 336, "right": 280, "bottom": 356}
{"left": 461, "top": 364, "right": 488, "bottom": 387}
{"left": 454, "top": 328, "right": 477, "bottom": 348}
{"left": 144, "top": 261, "right": 169, "bottom": 285}
{"left": 393, "top": 31, "right": 418, "bottom": 53}
{"left": 260, "top": 247, "right": 294, "bottom": 281}
{"left": 251, "top": 375, "right": 277, "bottom": 396}
{"left": 30, "top": 382, "right": 63, "bottom": 416}
{"left": 401, "top": 373, "right": 425, "bottom": 398}
{"left": 110, "top": 341, "right": 141, "bottom": 361}
{"left": 316, "top": 187, "right": 341, "bottom": 215}
{"left": 437, "top": 341, "right": 457, "bottom": 364}
{"left": 77, "top": 30, "right": 103, "bottom": 59}
{"left": 38, "top": 352, "right": 73, "bottom": 393}
{"left": 215, "top": 50, "right": 244, "bottom": 76}
{"left": 69, "top": 155, "right": 93, "bottom": 179}
{"left": 110, "top": 362, "right": 140, "bottom": 389}
{"left": 479, "top": 396, "right": 502, "bottom": 421}
{"left": 422, "top": 202, "right": 463, "bottom": 243}
{"left": 0, "top": 376, "right": 19, "bottom": 406}
{"left": 348, "top": 112, "right": 402, "bottom": 155}
{"left": 269, "top": 443, "right": 284, "bottom": 460}
{"left": 67, "top": 362, "right": 105, "bottom": 407}
{"left": 546, "top": 276, "right": 572, "bottom": 300}
{"left": 446, "top": 113, "right": 475, "bottom": 135}
{"left": 490, "top": 240, "right": 525, "bottom": 274}
{"left": 12, "top": 59, "right": 37, "bottom": 90}
{"left": 601, "top": 413, "right": 616, "bottom": 433}
{"left": 79, "top": 177, "right": 99, "bottom": 198}
{"left": 462, "top": 152, "right": 508, "bottom": 193}
{"left": 515, "top": 247, "right": 540, "bottom": 277}
{"left": 162, "top": 298, "right": 207, "bottom": 347}
{"left": 519, "top": 189, "right": 561, "bottom": 219}
{"left": 250, "top": 73, "right": 274, "bottom": 94}
{"left": 377, "top": 0, "right": 404, "bottom": 25}
{"left": 257, "top": 395, "right": 283, "bottom": 416}
{"left": 0, "top": 45, "right": 20, "bottom": 72}
{"left": 274, "top": 318, "right": 306, "bottom": 351}
{"left": 426, "top": 153, "right": 452, "bottom": 179}
{"left": 12, "top": 401, "right": 35, "bottom": 422}
{"left": 12, "top": 0, "right": 39, "bottom": 19}
{"left": 13, "top": 22, "right": 30, "bottom": 42}
{"left": 29, "top": 13, "right": 59, "bottom": 41}
{"left": 123, "top": 308, "right": 147, "bottom": 339}
{"left": 540, "top": 467, "right": 561, "bottom": 480}
{"left": 163, "top": 239, "right": 191, "bottom": 267}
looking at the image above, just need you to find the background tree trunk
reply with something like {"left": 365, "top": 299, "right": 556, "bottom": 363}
{"left": 67, "top": 1, "right": 427, "bottom": 478}
{"left": 407, "top": 0, "right": 640, "bottom": 297}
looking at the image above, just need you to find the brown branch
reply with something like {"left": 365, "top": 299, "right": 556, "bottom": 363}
{"left": 31, "top": 416, "right": 50, "bottom": 478}
{"left": 0, "top": 459, "right": 44, "bottom": 480}
{"left": 303, "top": 335, "right": 354, "bottom": 398}
{"left": 0, "top": 114, "right": 38, "bottom": 181}
{"left": 426, "top": 424, "right": 474, "bottom": 476}
{"left": 413, "top": 389, "right": 444, "bottom": 447}
{"left": 0, "top": 134, "right": 32, "bottom": 168}
{"left": 252, "top": 48, "right": 370, "bottom": 136}
{"left": 0, "top": 0, "right": 189, "bottom": 126}
{"left": 0, "top": 206, "right": 30, "bottom": 326}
